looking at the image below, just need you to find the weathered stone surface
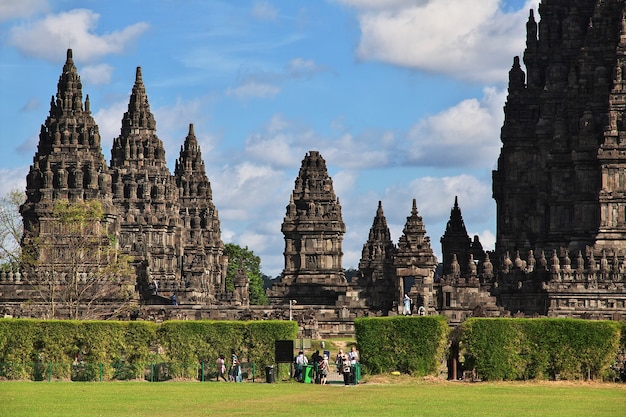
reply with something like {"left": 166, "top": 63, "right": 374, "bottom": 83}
{"left": 268, "top": 151, "right": 349, "bottom": 305}
{"left": 15, "top": 50, "right": 229, "bottom": 310}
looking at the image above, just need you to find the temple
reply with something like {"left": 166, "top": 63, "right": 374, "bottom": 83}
{"left": 2, "top": 0, "right": 625, "bottom": 331}
{"left": 16, "top": 50, "right": 229, "bottom": 313}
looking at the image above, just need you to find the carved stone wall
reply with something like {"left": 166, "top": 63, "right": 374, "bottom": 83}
{"left": 17, "top": 50, "right": 228, "bottom": 307}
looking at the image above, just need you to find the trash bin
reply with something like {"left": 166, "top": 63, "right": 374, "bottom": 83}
{"left": 265, "top": 365, "right": 275, "bottom": 383}
{"left": 302, "top": 365, "right": 314, "bottom": 383}
{"left": 351, "top": 363, "right": 361, "bottom": 385}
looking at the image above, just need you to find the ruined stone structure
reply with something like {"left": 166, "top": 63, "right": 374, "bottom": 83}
{"left": 15, "top": 49, "right": 230, "bottom": 309}
{"left": 4, "top": 0, "right": 626, "bottom": 331}
{"left": 268, "top": 151, "right": 350, "bottom": 305}
{"left": 354, "top": 201, "right": 396, "bottom": 313}
{"left": 488, "top": 0, "right": 626, "bottom": 319}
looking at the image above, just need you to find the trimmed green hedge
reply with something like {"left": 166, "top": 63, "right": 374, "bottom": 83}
{"left": 354, "top": 316, "right": 450, "bottom": 376}
{"left": 461, "top": 318, "right": 622, "bottom": 381}
{"left": 0, "top": 319, "right": 297, "bottom": 381}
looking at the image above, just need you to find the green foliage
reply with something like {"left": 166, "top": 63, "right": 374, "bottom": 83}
{"left": 0, "top": 189, "right": 24, "bottom": 269}
{"left": 53, "top": 200, "right": 105, "bottom": 224}
{"left": 460, "top": 318, "right": 527, "bottom": 381}
{"left": 224, "top": 243, "right": 269, "bottom": 305}
{"left": 0, "top": 319, "right": 294, "bottom": 381}
{"left": 355, "top": 316, "right": 450, "bottom": 376}
{"left": 461, "top": 318, "right": 622, "bottom": 381}
{"left": 23, "top": 200, "right": 134, "bottom": 319}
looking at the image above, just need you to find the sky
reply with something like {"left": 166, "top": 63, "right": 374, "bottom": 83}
{"left": 0, "top": 0, "right": 539, "bottom": 277}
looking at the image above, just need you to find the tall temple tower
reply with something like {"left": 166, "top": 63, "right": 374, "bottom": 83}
{"left": 269, "top": 151, "right": 347, "bottom": 304}
{"left": 440, "top": 197, "right": 484, "bottom": 277}
{"left": 109, "top": 67, "right": 182, "bottom": 299}
{"left": 20, "top": 49, "right": 118, "bottom": 281}
{"left": 489, "top": 1, "right": 626, "bottom": 319}
{"left": 393, "top": 199, "right": 438, "bottom": 313}
{"left": 493, "top": 0, "right": 626, "bottom": 256}
{"left": 355, "top": 201, "right": 396, "bottom": 312}
{"left": 14, "top": 50, "right": 230, "bottom": 314}
{"left": 174, "top": 124, "right": 228, "bottom": 303}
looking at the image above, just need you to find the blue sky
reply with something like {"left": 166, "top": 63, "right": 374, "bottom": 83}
{"left": 0, "top": 0, "right": 539, "bottom": 276}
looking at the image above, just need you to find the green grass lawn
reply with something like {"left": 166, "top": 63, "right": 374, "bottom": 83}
{"left": 1, "top": 378, "right": 625, "bottom": 417}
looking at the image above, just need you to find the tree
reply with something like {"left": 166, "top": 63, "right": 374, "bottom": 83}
{"left": 223, "top": 243, "right": 269, "bottom": 305}
{"left": 22, "top": 200, "right": 134, "bottom": 319}
{"left": 0, "top": 189, "right": 24, "bottom": 270}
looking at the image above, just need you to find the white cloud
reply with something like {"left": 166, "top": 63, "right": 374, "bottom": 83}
{"left": 226, "top": 58, "right": 330, "bottom": 99}
{"left": 251, "top": 1, "right": 279, "bottom": 21}
{"left": 153, "top": 97, "right": 211, "bottom": 161}
{"left": 285, "top": 58, "right": 330, "bottom": 79}
{"left": 92, "top": 100, "right": 127, "bottom": 152}
{"left": 81, "top": 63, "right": 114, "bottom": 85}
{"left": 334, "top": 0, "right": 428, "bottom": 10}
{"left": 405, "top": 87, "right": 505, "bottom": 168}
{"left": 344, "top": 0, "right": 537, "bottom": 83}
{"left": 474, "top": 229, "right": 495, "bottom": 252}
{"left": 226, "top": 81, "right": 281, "bottom": 99}
{"left": 0, "top": 0, "right": 49, "bottom": 22}
{"left": 9, "top": 9, "right": 149, "bottom": 63}
{"left": 0, "top": 167, "right": 28, "bottom": 197}
{"left": 20, "top": 97, "right": 40, "bottom": 112}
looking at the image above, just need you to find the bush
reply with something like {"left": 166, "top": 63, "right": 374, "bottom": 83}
{"left": 461, "top": 318, "right": 622, "bottom": 381}
{"left": 355, "top": 316, "right": 450, "bottom": 376}
{"left": 0, "top": 318, "right": 296, "bottom": 381}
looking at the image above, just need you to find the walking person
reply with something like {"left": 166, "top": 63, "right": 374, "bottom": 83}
{"left": 319, "top": 354, "right": 329, "bottom": 385}
{"left": 335, "top": 349, "right": 344, "bottom": 374}
{"left": 348, "top": 345, "right": 360, "bottom": 384}
{"left": 216, "top": 354, "right": 227, "bottom": 381}
{"left": 229, "top": 349, "right": 241, "bottom": 382}
{"left": 294, "top": 351, "right": 308, "bottom": 382}
{"left": 340, "top": 350, "right": 351, "bottom": 385}
{"left": 403, "top": 293, "right": 411, "bottom": 315}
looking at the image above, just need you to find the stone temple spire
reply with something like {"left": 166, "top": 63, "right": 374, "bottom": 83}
{"left": 121, "top": 67, "right": 157, "bottom": 137}
{"left": 356, "top": 201, "right": 397, "bottom": 311}
{"left": 175, "top": 123, "right": 227, "bottom": 302}
{"left": 53, "top": 48, "right": 84, "bottom": 117}
{"left": 110, "top": 66, "right": 166, "bottom": 171}
{"left": 23, "top": 48, "right": 110, "bottom": 205}
{"left": 396, "top": 198, "right": 437, "bottom": 268}
{"left": 20, "top": 49, "right": 114, "bottom": 280}
{"left": 440, "top": 196, "right": 472, "bottom": 276}
{"left": 393, "top": 199, "right": 437, "bottom": 310}
{"left": 175, "top": 123, "right": 213, "bottom": 201}
{"left": 269, "top": 150, "right": 347, "bottom": 304}
{"left": 109, "top": 66, "right": 180, "bottom": 300}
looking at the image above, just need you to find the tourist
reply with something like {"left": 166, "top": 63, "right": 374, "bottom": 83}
{"left": 335, "top": 349, "right": 344, "bottom": 374}
{"left": 294, "top": 350, "right": 308, "bottom": 382}
{"left": 320, "top": 354, "right": 329, "bottom": 385}
{"left": 216, "top": 354, "right": 227, "bottom": 381}
{"left": 229, "top": 349, "right": 241, "bottom": 382}
{"left": 348, "top": 345, "right": 359, "bottom": 383}
{"left": 340, "top": 350, "right": 351, "bottom": 385}
{"left": 348, "top": 345, "right": 359, "bottom": 365}
{"left": 311, "top": 350, "right": 322, "bottom": 383}
{"left": 403, "top": 293, "right": 411, "bottom": 315}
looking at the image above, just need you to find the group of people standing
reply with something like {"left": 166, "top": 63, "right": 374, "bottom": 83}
{"left": 216, "top": 350, "right": 242, "bottom": 382}
{"left": 215, "top": 345, "right": 361, "bottom": 385}
{"left": 336, "top": 346, "right": 360, "bottom": 385}
{"left": 293, "top": 345, "right": 360, "bottom": 385}
{"left": 294, "top": 350, "right": 331, "bottom": 384}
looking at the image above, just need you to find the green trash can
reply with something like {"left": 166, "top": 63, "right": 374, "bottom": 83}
{"left": 302, "top": 365, "right": 314, "bottom": 383}
{"left": 351, "top": 363, "right": 361, "bottom": 384}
